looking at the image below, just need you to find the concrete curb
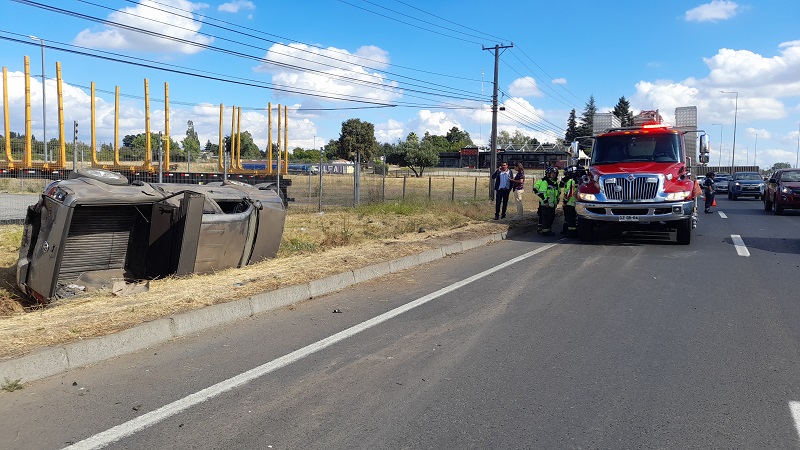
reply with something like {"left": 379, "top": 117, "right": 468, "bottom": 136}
{"left": 0, "top": 225, "right": 535, "bottom": 384}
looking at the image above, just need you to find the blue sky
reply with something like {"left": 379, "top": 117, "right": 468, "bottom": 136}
{"left": 1, "top": 0, "right": 799, "bottom": 169}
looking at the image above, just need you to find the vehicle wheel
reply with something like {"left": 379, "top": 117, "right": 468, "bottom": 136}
{"left": 764, "top": 195, "right": 773, "bottom": 211}
{"left": 68, "top": 167, "right": 129, "bottom": 186}
{"left": 676, "top": 218, "right": 692, "bottom": 245}
{"left": 776, "top": 202, "right": 784, "bottom": 215}
{"left": 577, "top": 217, "right": 595, "bottom": 242}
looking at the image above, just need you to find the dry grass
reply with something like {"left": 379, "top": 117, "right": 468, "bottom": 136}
{"left": 0, "top": 198, "right": 535, "bottom": 360}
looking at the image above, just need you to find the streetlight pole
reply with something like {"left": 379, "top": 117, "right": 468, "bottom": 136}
{"left": 754, "top": 133, "right": 757, "bottom": 167}
{"left": 29, "top": 35, "right": 47, "bottom": 162}
{"left": 720, "top": 91, "right": 738, "bottom": 173}
{"left": 712, "top": 123, "right": 723, "bottom": 169}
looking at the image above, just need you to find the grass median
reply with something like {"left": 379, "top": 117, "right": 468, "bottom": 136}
{"left": 0, "top": 196, "right": 540, "bottom": 360}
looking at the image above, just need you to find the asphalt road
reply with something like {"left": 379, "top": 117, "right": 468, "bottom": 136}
{"left": 1, "top": 195, "right": 799, "bottom": 449}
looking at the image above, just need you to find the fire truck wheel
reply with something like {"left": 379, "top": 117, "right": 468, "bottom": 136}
{"left": 676, "top": 218, "right": 692, "bottom": 245}
{"left": 577, "top": 218, "right": 595, "bottom": 242}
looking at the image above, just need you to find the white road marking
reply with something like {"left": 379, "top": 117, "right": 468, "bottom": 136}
{"left": 731, "top": 234, "right": 750, "bottom": 257}
{"left": 718, "top": 211, "right": 728, "bottom": 219}
{"left": 64, "top": 242, "right": 560, "bottom": 450}
{"left": 789, "top": 402, "right": 800, "bottom": 441}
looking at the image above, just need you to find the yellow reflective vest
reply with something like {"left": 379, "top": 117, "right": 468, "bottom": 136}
{"left": 534, "top": 178, "right": 560, "bottom": 207}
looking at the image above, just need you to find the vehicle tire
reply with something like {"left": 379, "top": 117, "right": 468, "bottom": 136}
{"left": 676, "top": 217, "right": 692, "bottom": 245}
{"left": 68, "top": 167, "right": 129, "bottom": 186}
{"left": 764, "top": 195, "right": 773, "bottom": 211}
{"left": 577, "top": 217, "right": 595, "bottom": 242}
{"left": 776, "top": 202, "right": 784, "bottom": 215}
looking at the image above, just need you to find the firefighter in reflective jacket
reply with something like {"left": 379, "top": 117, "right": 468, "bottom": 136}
{"left": 560, "top": 166, "right": 580, "bottom": 235}
{"left": 534, "top": 166, "right": 560, "bottom": 236}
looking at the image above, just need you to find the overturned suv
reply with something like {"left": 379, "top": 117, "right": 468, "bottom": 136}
{"left": 17, "top": 168, "right": 286, "bottom": 302}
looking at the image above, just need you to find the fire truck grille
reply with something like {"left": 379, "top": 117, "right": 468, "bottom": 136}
{"left": 602, "top": 176, "right": 659, "bottom": 201}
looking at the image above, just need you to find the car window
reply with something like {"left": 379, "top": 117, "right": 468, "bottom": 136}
{"left": 736, "top": 173, "right": 761, "bottom": 180}
{"left": 782, "top": 172, "right": 800, "bottom": 182}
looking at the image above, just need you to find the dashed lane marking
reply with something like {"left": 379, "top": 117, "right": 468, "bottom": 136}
{"left": 718, "top": 211, "right": 728, "bottom": 218}
{"left": 731, "top": 234, "right": 750, "bottom": 257}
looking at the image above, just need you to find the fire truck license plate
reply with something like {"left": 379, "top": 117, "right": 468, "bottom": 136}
{"left": 618, "top": 215, "right": 640, "bottom": 222}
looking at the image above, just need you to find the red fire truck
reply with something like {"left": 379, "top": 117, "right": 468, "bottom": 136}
{"left": 575, "top": 119, "right": 709, "bottom": 244}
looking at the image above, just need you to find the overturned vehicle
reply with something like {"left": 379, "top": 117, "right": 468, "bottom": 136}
{"left": 17, "top": 168, "right": 286, "bottom": 302}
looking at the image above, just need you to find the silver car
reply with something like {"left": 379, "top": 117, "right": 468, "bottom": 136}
{"left": 17, "top": 168, "right": 286, "bottom": 302}
{"left": 713, "top": 175, "right": 730, "bottom": 193}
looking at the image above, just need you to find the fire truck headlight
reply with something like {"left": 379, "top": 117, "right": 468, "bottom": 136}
{"left": 666, "top": 191, "right": 690, "bottom": 201}
{"left": 578, "top": 193, "right": 597, "bottom": 201}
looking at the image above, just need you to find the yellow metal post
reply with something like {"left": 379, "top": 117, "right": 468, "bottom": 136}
{"left": 217, "top": 103, "right": 224, "bottom": 171}
{"left": 114, "top": 86, "right": 120, "bottom": 165}
{"left": 164, "top": 82, "right": 170, "bottom": 170}
{"left": 56, "top": 62, "right": 65, "bottom": 167}
{"left": 24, "top": 56, "right": 32, "bottom": 167}
{"left": 230, "top": 105, "right": 236, "bottom": 170}
{"left": 3, "top": 67, "right": 16, "bottom": 165}
{"left": 283, "top": 105, "right": 288, "bottom": 175}
{"left": 144, "top": 78, "right": 151, "bottom": 169}
{"left": 277, "top": 104, "right": 282, "bottom": 175}
{"left": 267, "top": 102, "right": 272, "bottom": 175}
{"left": 236, "top": 106, "right": 242, "bottom": 169}
{"left": 91, "top": 82, "right": 98, "bottom": 165}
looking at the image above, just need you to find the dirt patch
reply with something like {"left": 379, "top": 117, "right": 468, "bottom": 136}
{"left": 0, "top": 201, "right": 535, "bottom": 361}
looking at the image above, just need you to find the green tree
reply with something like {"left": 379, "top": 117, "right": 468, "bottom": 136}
{"left": 445, "top": 127, "right": 473, "bottom": 150}
{"left": 225, "top": 131, "right": 262, "bottom": 159}
{"left": 576, "top": 95, "right": 597, "bottom": 151}
{"left": 204, "top": 139, "right": 219, "bottom": 154}
{"left": 612, "top": 96, "right": 635, "bottom": 127}
{"left": 771, "top": 162, "right": 792, "bottom": 171}
{"left": 564, "top": 109, "right": 578, "bottom": 144}
{"left": 181, "top": 120, "right": 201, "bottom": 162}
{"left": 337, "top": 118, "right": 378, "bottom": 161}
{"left": 421, "top": 132, "right": 450, "bottom": 153}
{"left": 391, "top": 132, "right": 440, "bottom": 177}
{"left": 323, "top": 139, "right": 338, "bottom": 160}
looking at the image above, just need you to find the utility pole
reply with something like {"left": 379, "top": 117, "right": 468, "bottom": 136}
{"left": 483, "top": 43, "right": 513, "bottom": 200}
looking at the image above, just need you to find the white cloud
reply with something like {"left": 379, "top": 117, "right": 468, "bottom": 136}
{"left": 552, "top": 78, "right": 566, "bottom": 85}
{"left": 255, "top": 43, "right": 399, "bottom": 103}
{"left": 508, "top": 76, "right": 542, "bottom": 97}
{"left": 375, "top": 119, "right": 406, "bottom": 143}
{"left": 745, "top": 127, "right": 772, "bottom": 140}
{"left": 73, "top": 0, "right": 213, "bottom": 54}
{"left": 685, "top": 0, "right": 739, "bottom": 22}
{"left": 218, "top": 1, "right": 256, "bottom": 13}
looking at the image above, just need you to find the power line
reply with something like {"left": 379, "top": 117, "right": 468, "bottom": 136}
{"left": 127, "top": 0, "right": 484, "bottom": 83}
{"left": 13, "top": 0, "right": 490, "bottom": 104}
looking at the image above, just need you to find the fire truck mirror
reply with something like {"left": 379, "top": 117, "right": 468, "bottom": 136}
{"left": 699, "top": 134, "right": 709, "bottom": 154}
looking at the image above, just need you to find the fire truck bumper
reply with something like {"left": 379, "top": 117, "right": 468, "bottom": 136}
{"left": 576, "top": 201, "right": 694, "bottom": 223}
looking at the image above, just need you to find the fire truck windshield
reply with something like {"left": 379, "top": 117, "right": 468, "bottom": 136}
{"left": 592, "top": 134, "right": 681, "bottom": 165}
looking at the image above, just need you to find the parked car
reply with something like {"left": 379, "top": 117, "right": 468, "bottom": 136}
{"left": 728, "top": 171, "right": 765, "bottom": 200}
{"left": 713, "top": 174, "right": 730, "bottom": 193}
{"left": 764, "top": 168, "right": 800, "bottom": 215}
{"left": 17, "top": 168, "right": 286, "bottom": 302}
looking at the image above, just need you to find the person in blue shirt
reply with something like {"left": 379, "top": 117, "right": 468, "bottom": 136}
{"left": 492, "top": 162, "right": 512, "bottom": 219}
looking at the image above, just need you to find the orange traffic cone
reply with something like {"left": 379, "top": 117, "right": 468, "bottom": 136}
{"left": 712, "top": 197, "right": 717, "bottom": 207}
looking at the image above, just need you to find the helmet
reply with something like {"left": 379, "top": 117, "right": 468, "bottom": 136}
{"left": 574, "top": 165, "right": 587, "bottom": 178}
{"left": 545, "top": 165, "right": 559, "bottom": 176}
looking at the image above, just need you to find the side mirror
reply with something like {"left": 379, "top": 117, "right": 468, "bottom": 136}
{"left": 699, "top": 134, "right": 709, "bottom": 154}
{"left": 699, "top": 154, "right": 709, "bottom": 164}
